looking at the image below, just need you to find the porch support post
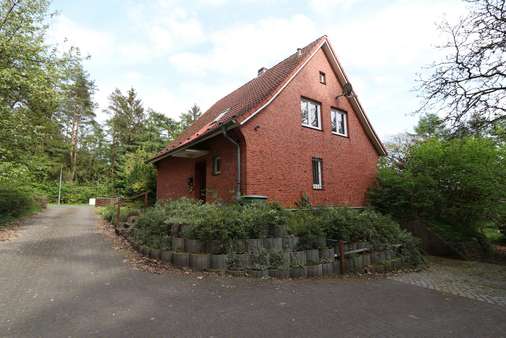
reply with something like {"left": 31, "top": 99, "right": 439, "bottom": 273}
{"left": 222, "top": 127, "right": 241, "bottom": 201}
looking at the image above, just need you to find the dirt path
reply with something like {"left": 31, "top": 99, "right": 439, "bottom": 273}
{"left": 0, "top": 206, "right": 505, "bottom": 337}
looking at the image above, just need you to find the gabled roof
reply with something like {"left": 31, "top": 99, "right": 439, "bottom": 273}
{"left": 151, "top": 35, "right": 386, "bottom": 163}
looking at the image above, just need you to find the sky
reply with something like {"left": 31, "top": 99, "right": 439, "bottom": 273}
{"left": 48, "top": 0, "right": 467, "bottom": 140}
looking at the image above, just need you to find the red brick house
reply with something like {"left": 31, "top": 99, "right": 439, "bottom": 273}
{"left": 150, "top": 36, "right": 386, "bottom": 207}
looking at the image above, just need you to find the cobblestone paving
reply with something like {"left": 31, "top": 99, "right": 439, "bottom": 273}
{"left": 2, "top": 206, "right": 506, "bottom": 337}
{"left": 389, "top": 257, "right": 506, "bottom": 307}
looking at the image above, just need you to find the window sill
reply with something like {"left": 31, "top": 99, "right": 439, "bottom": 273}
{"left": 332, "top": 131, "right": 349, "bottom": 138}
{"left": 302, "top": 124, "right": 323, "bottom": 131}
{"left": 312, "top": 185, "right": 323, "bottom": 190}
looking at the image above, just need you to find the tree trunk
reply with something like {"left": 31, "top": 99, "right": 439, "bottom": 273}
{"left": 70, "top": 111, "right": 81, "bottom": 182}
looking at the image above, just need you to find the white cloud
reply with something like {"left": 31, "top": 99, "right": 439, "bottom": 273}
{"left": 169, "top": 14, "right": 319, "bottom": 78}
{"left": 309, "top": 0, "right": 361, "bottom": 12}
{"left": 317, "top": 0, "right": 467, "bottom": 137}
{"left": 50, "top": 0, "right": 469, "bottom": 138}
{"left": 48, "top": 15, "right": 115, "bottom": 61}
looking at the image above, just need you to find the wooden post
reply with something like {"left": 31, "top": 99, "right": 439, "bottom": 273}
{"left": 338, "top": 240, "right": 345, "bottom": 274}
{"left": 115, "top": 199, "right": 121, "bottom": 227}
{"left": 144, "top": 192, "right": 148, "bottom": 208}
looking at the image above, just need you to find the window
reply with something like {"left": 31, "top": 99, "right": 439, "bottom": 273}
{"left": 301, "top": 98, "right": 321, "bottom": 130}
{"left": 331, "top": 109, "right": 348, "bottom": 136}
{"left": 312, "top": 157, "right": 323, "bottom": 190}
{"left": 213, "top": 108, "right": 230, "bottom": 123}
{"left": 212, "top": 156, "right": 221, "bottom": 175}
{"left": 319, "top": 71, "right": 326, "bottom": 84}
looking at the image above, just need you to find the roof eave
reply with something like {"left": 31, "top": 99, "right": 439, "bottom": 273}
{"left": 239, "top": 37, "right": 387, "bottom": 157}
{"left": 148, "top": 120, "right": 238, "bottom": 164}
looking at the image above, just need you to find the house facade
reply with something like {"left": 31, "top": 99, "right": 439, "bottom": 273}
{"left": 151, "top": 36, "right": 386, "bottom": 207}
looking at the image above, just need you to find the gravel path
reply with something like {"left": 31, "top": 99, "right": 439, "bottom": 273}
{"left": 1, "top": 206, "right": 505, "bottom": 338}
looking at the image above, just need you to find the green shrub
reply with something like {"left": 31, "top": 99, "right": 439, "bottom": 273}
{"left": 368, "top": 137, "right": 506, "bottom": 252}
{"left": 100, "top": 205, "right": 140, "bottom": 224}
{"left": 0, "top": 185, "right": 39, "bottom": 225}
{"left": 269, "top": 251, "right": 288, "bottom": 269}
{"left": 240, "top": 203, "right": 288, "bottom": 238}
{"left": 288, "top": 207, "right": 423, "bottom": 265}
{"left": 104, "top": 198, "right": 423, "bottom": 266}
{"left": 287, "top": 210, "right": 326, "bottom": 250}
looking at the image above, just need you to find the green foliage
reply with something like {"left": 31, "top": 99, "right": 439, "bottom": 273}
{"left": 269, "top": 251, "right": 288, "bottom": 269}
{"left": 287, "top": 211, "right": 326, "bottom": 250}
{"left": 288, "top": 207, "right": 423, "bottom": 266}
{"left": 122, "top": 198, "right": 422, "bottom": 266}
{"left": 99, "top": 205, "right": 140, "bottom": 224}
{"left": 0, "top": 185, "right": 38, "bottom": 225}
{"left": 117, "top": 149, "right": 156, "bottom": 196}
{"left": 240, "top": 202, "right": 288, "bottom": 238}
{"left": 369, "top": 137, "right": 506, "bottom": 235}
{"left": 179, "top": 104, "right": 202, "bottom": 130}
{"left": 0, "top": 1, "right": 198, "bottom": 207}
{"left": 250, "top": 250, "right": 269, "bottom": 270}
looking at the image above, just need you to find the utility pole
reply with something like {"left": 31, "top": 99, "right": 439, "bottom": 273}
{"left": 58, "top": 166, "right": 63, "bottom": 206}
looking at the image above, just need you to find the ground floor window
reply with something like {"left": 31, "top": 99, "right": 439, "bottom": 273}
{"left": 212, "top": 156, "right": 221, "bottom": 175}
{"left": 312, "top": 157, "right": 323, "bottom": 190}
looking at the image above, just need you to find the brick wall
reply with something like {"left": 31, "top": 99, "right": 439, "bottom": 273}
{"left": 156, "top": 133, "right": 239, "bottom": 203}
{"left": 239, "top": 48, "right": 380, "bottom": 207}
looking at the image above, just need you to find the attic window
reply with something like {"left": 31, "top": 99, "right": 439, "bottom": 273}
{"left": 319, "top": 71, "right": 326, "bottom": 84}
{"left": 213, "top": 108, "right": 230, "bottom": 123}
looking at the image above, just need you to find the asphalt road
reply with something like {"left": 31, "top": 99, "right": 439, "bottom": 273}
{"left": 0, "top": 206, "right": 505, "bottom": 338}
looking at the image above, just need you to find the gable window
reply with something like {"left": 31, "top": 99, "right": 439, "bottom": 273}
{"left": 331, "top": 109, "right": 348, "bottom": 137}
{"left": 301, "top": 98, "right": 321, "bottom": 130}
{"left": 312, "top": 157, "right": 323, "bottom": 190}
{"left": 212, "top": 156, "right": 221, "bottom": 175}
{"left": 319, "top": 71, "right": 326, "bottom": 84}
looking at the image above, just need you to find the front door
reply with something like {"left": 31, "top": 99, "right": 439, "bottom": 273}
{"left": 194, "top": 161, "right": 207, "bottom": 202}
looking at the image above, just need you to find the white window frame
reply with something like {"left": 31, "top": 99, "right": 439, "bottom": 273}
{"left": 301, "top": 98, "right": 322, "bottom": 130}
{"left": 312, "top": 157, "right": 323, "bottom": 190}
{"left": 319, "top": 71, "right": 326, "bottom": 84}
{"left": 212, "top": 156, "right": 221, "bottom": 175}
{"left": 331, "top": 108, "right": 348, "bottom": 137}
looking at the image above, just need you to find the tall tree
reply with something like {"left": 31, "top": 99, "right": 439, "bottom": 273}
{"left": 0, "top": 0, "right": 63, "bottom": 183}
{"left": 105, "top": 88, "right": 146, "bottom": 178}
{"left": 179, "top": 103, "right": 201, "bottom": 130}
{"left": 418, "top": 0, "right": 506, "bottom": 133}
{"left": 59, "top": 55, "right": 96, "bottom": 181}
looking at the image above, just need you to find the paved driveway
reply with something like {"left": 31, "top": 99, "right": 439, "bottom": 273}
{"left": 0, "top": 206, "right": 505, "bottom": 338}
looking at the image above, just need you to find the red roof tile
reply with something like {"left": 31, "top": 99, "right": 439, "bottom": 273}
{"left": 151, "top": 35, "right": 327, "bottom": 162}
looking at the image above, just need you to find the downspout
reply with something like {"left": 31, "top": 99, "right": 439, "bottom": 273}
{"left": 222, "top": 126, "right": 241, "bottom": 200}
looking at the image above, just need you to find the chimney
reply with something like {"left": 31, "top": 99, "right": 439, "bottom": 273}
{"left": 257, "top": 67, "right": 268, "bottom": 76}
{"left": 297, "top": 48, "right": 302, "bottom": 57}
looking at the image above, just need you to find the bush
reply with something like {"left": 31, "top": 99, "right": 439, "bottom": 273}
{"left": 0, "top": 185, "right": 39, "bottom": 225}
{"left": 100, "top": 205, "right": 139, "bottom": 224}
{"left": 369, "top": 137, "right": 506, "bottom": 237}
{"left": 287, "top": 210, "right": 326, "bottom": 250}
{"left": 288, "top": 207, "right": 423, "bottom": 265}
{"left": 105, "top": 198, "right": 423, "bottom": 266}
{"left": 240, "top": 203, "right": 288, "bottom": 238}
